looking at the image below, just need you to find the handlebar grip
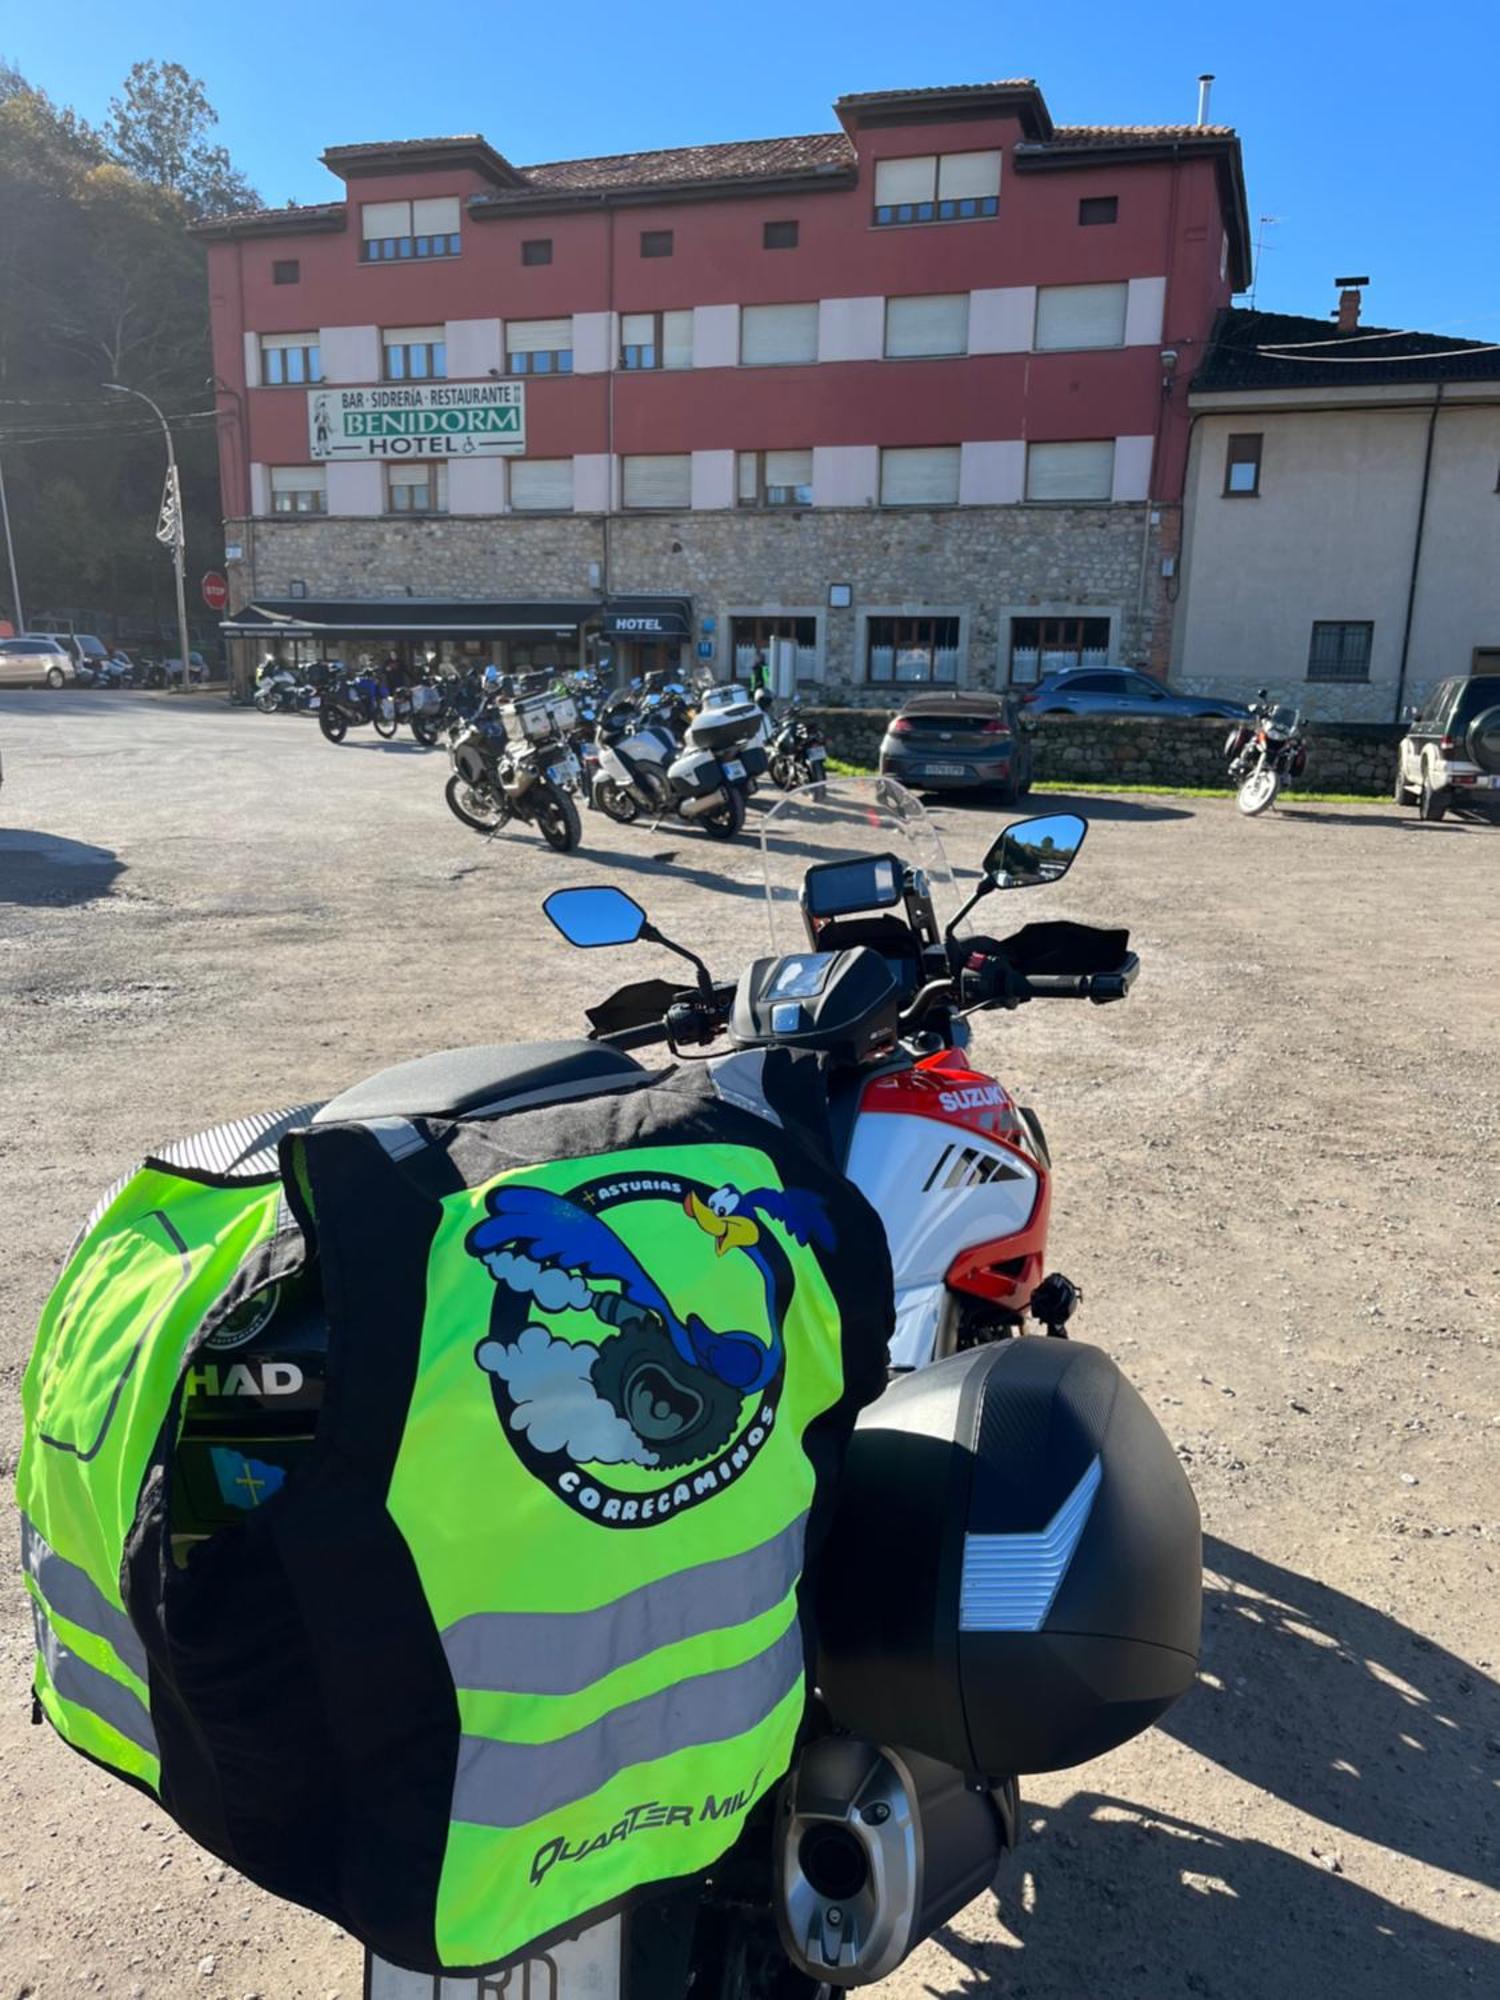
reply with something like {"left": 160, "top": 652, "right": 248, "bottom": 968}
{"left": 594, "top": 1021, "right": 672, "bottom": 1051}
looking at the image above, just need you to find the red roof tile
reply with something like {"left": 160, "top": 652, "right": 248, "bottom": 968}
{"left": 514, "top": 133, "right": 855, "bottom": 194}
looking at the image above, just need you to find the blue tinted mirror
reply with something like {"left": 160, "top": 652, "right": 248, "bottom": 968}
{"left": 985, "top": 813, "right": 1087, "bottom": 889}
{"left": 543, "top": 886, "right": 647, "bottom": 948}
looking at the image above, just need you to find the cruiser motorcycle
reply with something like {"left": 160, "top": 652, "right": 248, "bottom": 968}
{"left": 1225, "top": 690, "right": 1308, "bottom": 815}
{"left": 164, "top": 779, "right": 1197, "bottom": 1999}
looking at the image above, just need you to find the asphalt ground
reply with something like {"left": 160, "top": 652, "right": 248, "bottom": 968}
{"left": 1, "top": 690, "right": 1496, "bottom": 1999}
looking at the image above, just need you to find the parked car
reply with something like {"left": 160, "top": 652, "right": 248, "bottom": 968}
{"left": 29, "top": 630, "right": 111, "bottom": 682}
{"left": 1394, "top": 675, "right": 1500, "bottom": 821}
{"left": 878, "top": 689, "right": 1034, "bottom": 802}
{"left": 0, "top": 636, "right": 76, "bottom": 688}
{"left": 1018, "top": 666, "right": 1250, "bottom": 721}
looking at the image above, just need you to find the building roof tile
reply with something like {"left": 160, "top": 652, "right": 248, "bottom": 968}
{"left": 1193, "top": 308, "right": 1500, "bottom": 391}
{"left": 508, "top": 132, "right": 855, "bottom": 195}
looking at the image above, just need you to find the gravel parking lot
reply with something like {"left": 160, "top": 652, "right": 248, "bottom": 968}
{"left": 1, "top": 690, "right": 1496, "bottom": 2000}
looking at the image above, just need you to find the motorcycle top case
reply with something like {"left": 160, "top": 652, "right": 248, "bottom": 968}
{"left": 815, "top": 1340, "right": 1201, "bottom": 1777}
{"left": 690, "top": 704, "right": 762, "bottom": 753}
{"left": 16, "top": 1053, "right": 892, "bottom": 1978}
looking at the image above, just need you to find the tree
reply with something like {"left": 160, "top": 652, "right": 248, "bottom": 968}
{"left": 105, "top": 60, "right": 259, "bottom": 218}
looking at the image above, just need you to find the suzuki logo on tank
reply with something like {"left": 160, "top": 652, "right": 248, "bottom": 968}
{"left": 308, "top": 381, "right": 525, "bottom": 459}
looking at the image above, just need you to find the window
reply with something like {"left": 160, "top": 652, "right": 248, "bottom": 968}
{"left": 360, "top": 196, "right": 461, "bottom": 261}
{"left": 731, "top": 615, "right": 818, "bottom": 681}
{"left": 866, "top": 615, "right": 961, "bottom": 684}
{"left": 763, "top": 220, "right": 799, "bottom": 250}
{"left": 506, "top": 317, "right": 573, "bottom": 374}
{"left": 872, "top": 150, "right": 1000, "bottom": 226}
{"left": 260, "top": 334, "right": 322, "bottom": 385}
{"left": 1034, "top": 282, "right": 1128, "bottom": 351}
{"left": 1025, "top": 440, "right": 1116, "bottom": 502}
{"left": 1078, "top": 196, "right": 1118, "bottom": 226}
{"left": 1224, "top": 433, "right": 1262, "bottom": 496}
{"left": 619, "top": 310, "right": 693, "bottom": 371}
{"left": 521, "top": 238, "right": 553, "bottom": 266}
{"left": 385, "top": 463, "right": 448, "bottom": 514}
{"left": 509, "top": 458, "right": 574, "bottom": 511}
{"left": 1307, "top": 621, "right": 1373, "bottom": 682}
{"left": 640, "top": 230, "right": 674, "bottom": 258}
{"left": 740, "top": 302, "right": 818, "bottom": 366}
{"left": 884, "top": 294, "right": 969, "bottom": 359}
{"left": 273, "top": 259, "right": 300, "bottom": 284}
{"left": 269, "top": 466, "right": 327, "bottom": 515}
{"left": 1009, "top": 616, "right": 1113, "bottom": 683}
{"left": 382, "top": 326, "right": 447, "bottom": 381}
{"left": 737, "top": 449, "right": 813, "bottom": 508}
{"left": 621, "top": 453, "right": 691, "bottom": 509}
{"left": 879, "top": 446, "right": 960, "bottom": 507}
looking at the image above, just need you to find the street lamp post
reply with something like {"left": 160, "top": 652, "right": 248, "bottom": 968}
{"left": 103, "top": 383, "right": 193, "bottom": 692}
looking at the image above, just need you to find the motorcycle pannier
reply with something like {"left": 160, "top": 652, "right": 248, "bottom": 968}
{"left": 815, "top": 1340, "right": 1200, "bottom": 1776}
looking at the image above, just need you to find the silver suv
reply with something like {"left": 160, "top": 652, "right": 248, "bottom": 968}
{"left": 1395, "top": 676, "right": 1500, "bottom": 821}
{"left": 0, "top": 636, "right": 75, "bottom": 688}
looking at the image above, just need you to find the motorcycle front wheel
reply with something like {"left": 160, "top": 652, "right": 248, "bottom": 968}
{"left": 699, "top": 785, "right": 747, "bottom": 840}
{"left": 445, "top": 772, "right": 507, "bottom": 832}
{"left": 410, "top": 714, "right": 442, "bottom": 748}
{"left": 533, "top": 780, "right": 582, "bottom": 852}
{"left": 372, "top": 705, "right": 399, "bottom": 740}
{"left": 318, "top": 707, "right": 348, "bottom": 744}
{"left": 595, "top": 777, "right": 641, "bottom": 824}
{"left": 1237, "top": 767, "right": 1280, "bottom": 815}
{"left": 254, "top": 688, "right": 278, "bottom": 714}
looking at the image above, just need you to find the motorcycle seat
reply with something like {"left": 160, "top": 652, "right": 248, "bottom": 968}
{"left": 311, "top": 1040, "right": 645, "bottom": 1125}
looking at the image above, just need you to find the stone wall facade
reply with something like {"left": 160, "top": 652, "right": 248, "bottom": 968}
{"left": 803, "top": 710, "right": 1403, "bottom": 796}
{"left": 225, "top": 501, "right": 1175, "bottom": 705}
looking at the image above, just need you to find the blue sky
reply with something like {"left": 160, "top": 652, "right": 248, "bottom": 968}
{"left": 7, "top": 0, "right": 1498, "bottom": 338}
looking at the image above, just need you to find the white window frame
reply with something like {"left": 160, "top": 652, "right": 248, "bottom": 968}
{"left": 872, "top": 149, "right": 1001, "bottom": 227}
{"left": 723, "top": 605, "right": 826, "bottom": 685}
{"left": 260, "top": 334, "right": 322, "bottom": 386}
{"left": 619, "top": 309, "right": 694, "bottom": 372}
{"left": 384, "top": 462, "right": 449, "bottom": 515}
{"left": 884, "top": 294, "right": 970, "bottom": 359}
{"left": 856, "top": 604, "right": 971, "bottom": 686}
{"left": 360, "top": 196, "right": 461, "bottom": 262}
{"left": 736, "top": 449, "right": 814, "bottom": 508}
{"left": 381, "top": 327, "right": 447, "bottom": 382}
{"left": 268, "top": 466, "right": 327, "bottom": 515}
{"left": 506, "top": 317, "right": 574, "bottom": 375}
{"left": 739, "top": 302, "right": 819, "bottom": 367}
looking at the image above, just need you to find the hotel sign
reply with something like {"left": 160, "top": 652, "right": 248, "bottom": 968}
{"left": 308, "top": 381, "right": 524, "bottom": 460}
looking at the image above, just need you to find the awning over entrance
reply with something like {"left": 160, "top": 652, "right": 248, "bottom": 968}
{"left": 220, "top": 597, "right": 602, "bottom": 639}
{"left": 598, "top": 596, "right": 693, "bottom": 640}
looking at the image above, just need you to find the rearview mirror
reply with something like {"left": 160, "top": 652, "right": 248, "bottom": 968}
{"left": 984, "top": 813, "right": 1087, "bottom": 889}
{"left": 543, "top": 886, "right": 646, "bottom": 948}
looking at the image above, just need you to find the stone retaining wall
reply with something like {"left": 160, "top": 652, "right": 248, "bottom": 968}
{"left": 804, "top": 710, "right": 1403, "bottom": 796}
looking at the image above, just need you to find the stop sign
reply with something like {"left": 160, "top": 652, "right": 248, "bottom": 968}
{"left": 201, "top": 571, "right": 229, "bottom": 611}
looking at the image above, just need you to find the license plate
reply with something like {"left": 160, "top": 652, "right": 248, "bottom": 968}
{"left": 722, "top": 759, "right": 746, "bottom": 780}
{"left": 306, "top": 696, "right": 320, "bottom": 710}
{"left": 807, "top": 748, "right": 827, "bottom": 764}
{"left": 366, "top": 1917, "right": 620, "bottom": 1999}
{"left": 920, "top": 763, "right": 968, "bottom": 778}
{"left": 548, "top": 759, "right": 578, "bottom": 786}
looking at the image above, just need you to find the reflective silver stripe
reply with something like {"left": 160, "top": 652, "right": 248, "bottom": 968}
{"left": 958, "top": 1456, "right": 1102, "bottom": 1633}
{"left": 442, "top": 1512, "right": 807, "bottom": 1697}
{"left": 364, "top": 1117, "right": 427, "bottom": 1162}
{"left": 452, "top": 1619, "right": 804, "bottom": 1829}
{"left": 32, "top": 1595, "right": 157, "bottom": 1759}
{"left": 708, "top": 1049, "right": 783, "bottom": 1127}
{"left": 19, "top": 1516, "right": 150, "bottom": 1685}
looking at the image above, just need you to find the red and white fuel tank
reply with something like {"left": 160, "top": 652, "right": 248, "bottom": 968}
{"left": 843, "top": 1051, "right": 1050, "bottom": 1368}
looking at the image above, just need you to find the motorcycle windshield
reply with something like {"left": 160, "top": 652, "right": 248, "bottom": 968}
{"left": 758, "top": 776, "right": 956, "bottom": 955}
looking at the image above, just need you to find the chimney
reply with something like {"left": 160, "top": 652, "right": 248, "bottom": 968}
{"left": 1196, "top": 73, "right": 1215, "bottom": 125}
{"left": 1334, "top": 274, "right": 1369, "bottom": 332}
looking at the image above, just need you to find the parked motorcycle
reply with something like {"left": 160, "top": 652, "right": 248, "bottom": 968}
{"left": 1225, "top": 689, "right": 1308, "bottom": 814}
{"left": 315, "top": 664, "right": 397, "bottom": 744}
{"left": 763, "top": 695, "right": 829, "bottom": 791}
{"left": 169, "top": 778, "right": 1194, "bottom": 1996}
{"left": 253, "top": 663, "right": 311, "bottom": 714}
{"left": 444, "top": 686, "right": 583, "bottom": 851}
{"left": 592, "top": 687, "right": 747, "bottom": 837}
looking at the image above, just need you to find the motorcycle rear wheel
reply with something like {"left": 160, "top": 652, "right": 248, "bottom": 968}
{"left": 445, "top": 772, "right": 507, "bottom": 832}
{"left": 595, "top": 777, "right": 641, "bottom": 824}
{"left": 318, "top": 708, "right": 347, "bottom": 744}
{"left": 699, "top": 784, "right": 747, "bottom": 840}
{"left": 533, "top": 780, "right": 582, "bottom": 852}
{"left": 1237, "top": 767, "right": 1280, "bottom": 815}
{"left": 410, "top": 714, "right": 442, "bottom": 748}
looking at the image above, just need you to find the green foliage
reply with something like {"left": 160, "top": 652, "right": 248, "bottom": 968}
{"left": 0, "top": 62, "right": 258, "bottom": 639}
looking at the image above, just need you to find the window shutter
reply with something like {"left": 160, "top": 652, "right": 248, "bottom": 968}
{"left": 1025, "top": 440, "right": 1116, "bottom": 501}
{"left": 737, "top": 453, "right": 759, "bottom": 502}
{"left": 388, "top": 464, "right": 430, "bottom": 488}
{"left": 620, "top": 313, "right": 655, "bottom": 347}
{"left": 412, "top": 196, "right": 460, "bottom": 235}
{"left": 662, "top": 309, "right": 694, "bottom": 369}
{"left": 880, "top": 446, "right": 960, "bottom": 505}
{"left": 885, "top": 294, "right": 969, "bottom": 357}
{"left": 270, "top": 466, "right": 325, "bottom": 493}
{"left": 740, "top": 303, "right": 818, "bottom": 365}
{"left": 507, "top": 317, "right": 572, "bottom": 353}
{"left": 510, "top": 459, "right": 574, "bottom": 511}
{"left": 1034, "top": 283, "right": 1128, "bottom": 350}
{"left": 874, "top": 155, "right": 937, "bottom": 205}
{"left": 764, "top": 449, "right": 812, "bottom": 490}
{"left": 362, "top": 201, "right": 410, "bottom": 240}
{"left": 622, "top": 454, "right": 692, "bottom": 508}
{"left": 937, "top": 150, "right": 1001, "bottom": 200}
{"left": 387, "top": 325, "right": 444, "bottom": 344}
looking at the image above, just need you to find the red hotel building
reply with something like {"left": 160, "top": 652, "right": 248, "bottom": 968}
{"left": 199, "top": 80, "right": 1249, "bottom": 694}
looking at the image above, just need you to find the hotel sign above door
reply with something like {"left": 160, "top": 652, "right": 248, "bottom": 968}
{"left": 308, "top": 381, "right": 525, "bottom": 459}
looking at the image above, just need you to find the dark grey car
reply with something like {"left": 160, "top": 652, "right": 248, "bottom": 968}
{"left": 878, "top": 690, "right": 1034, "bottom": 802}
{"left": 1018, "top": 666, "right": 1249, "bottom": 720}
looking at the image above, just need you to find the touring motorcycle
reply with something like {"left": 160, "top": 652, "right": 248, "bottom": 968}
{"left": 1225, "top": 689, "right": 1308, "bottom": 814}
{"left": 444, "top": 686, "right": 583, "bottom": 852}
{"left": 164, "top": 779, "right": 1197, "bottom": 1998}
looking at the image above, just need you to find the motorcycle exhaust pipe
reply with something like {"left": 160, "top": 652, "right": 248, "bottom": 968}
{"left": 677, "top": 788, "right": 728, "bottom": 819}
{"left": 775, "top": 1738, "right": 1013, "bottom": 1987}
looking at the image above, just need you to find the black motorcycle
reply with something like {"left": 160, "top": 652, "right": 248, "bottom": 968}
{"left": 764, "top": 697, "right": 828, "bottom": 791}
{"left": 444, "top": 690, "right": 582, "bottom": 851}
{"left": 315, "top": 665, "right": 398, "bottom": 744}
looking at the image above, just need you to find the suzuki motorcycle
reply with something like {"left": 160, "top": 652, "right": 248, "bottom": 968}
{"left": 1225, "top": 690, "right": 1308, "bottom": 815}
{"left": 167, "top": 779, "right": 1196, "bottom": 1999}
{"left": 444, "top": 694, "right": 583, "bottom": 852}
